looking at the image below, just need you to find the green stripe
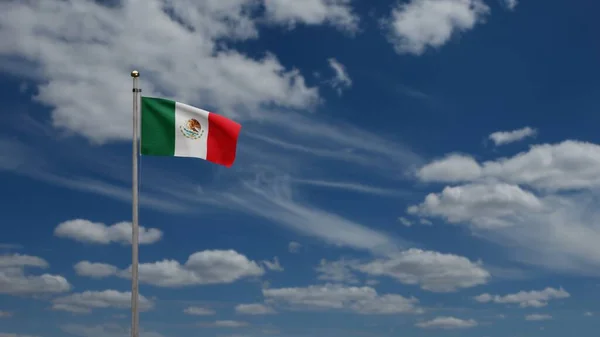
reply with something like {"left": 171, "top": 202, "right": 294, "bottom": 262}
{"left": 141, "top": 97, "right": 176, "bottom": 156}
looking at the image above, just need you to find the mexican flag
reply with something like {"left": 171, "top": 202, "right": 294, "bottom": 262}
{"left": 140, "top": 97, "right": 242, "bottom": 167}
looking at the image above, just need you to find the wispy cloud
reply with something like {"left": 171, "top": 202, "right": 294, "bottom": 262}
{"left": 1, "top": 112, "right": 416, "bottom": 255}
{"left": 327, "top": 58, "right": 352, "bottom": 95}
{"left": 223, "top": 177, "right": 406, "bottom": 255}
{"left": 397, "top": 84, "right": 430, "bottom": 100}
{"left": 292, "top": 178, "right": 408, "bottom": 197}
{"left": 0, "top": 136, "right": 204, "bottom": 214}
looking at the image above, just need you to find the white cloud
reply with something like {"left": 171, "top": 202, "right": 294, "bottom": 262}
{"left": 243, "top": 117, "right": 423, "bottom": 177}
{"left": 385, "top": 0, "right": 490, "bottom": 55}
{"left": 54, "top": 219, "right": 162, "bottom": 245}
{"left": 263, "top": 283, "right": 423, "bottom": 314}
{"left": 262, "top": 257, "right": 284, "bottom": 271}
{"left": 416, "top": 140, "right": 600, "bottom": 192}
{"left": 316, "top": 259, "right": 360, "bottom": 284}
{"left": 0, "top": 254, "right": 48, "bottom": 268}
{"left": 293, "top": 178, "right": 406, "bottom": 196}
{"left": 203, "top": 321, "right": 249, "bottom": 328}
{"left": 474, "top": 287, "right": 570, "bottom": 308}
{"left": 327, "top": 58, "right": 352, "bottom": 95}
{"left": 0, "top": 254, "right": 71, "bottom": 295}
{"left": 584, "top": 311, "right": 593, "bottom": 317}
{"left": 263, "top": 0, "right": 358, "bottom": 32}
{"left": 398, "top": 217, "right": 413, "bottom": 227}
{"left": 412, "top": 140, "right": 600, "bottom": 275}
{"left": 52, "top": 290, "right": 153, "bottom": 314}
{"left": 482, "top": 140, "right": 600, "bottom": 191}
{"left": 76, "top": 250, "right": 265, "bottom": 287}
{"left": 417, "top": 154, "right": 482, "bottom": 183}
{"left": 525, "top": 314, "right": 552, "bottom": 321}
{"left": 416, "top": 316, "right": 477, "bottom": 329}
{"left": 489, "top": 127, "right": 536, "bottom": 146}
{"left": 0, "top": 0, "right": 320, "bottom": 143}
{"left": 414, "top": 184, "right": 600, "bottom": 274}
{"left": 408, "top": 182, "right": 544, "bottom": 229}
{"left": 133, "top": 250, "right": 264, "bottom": 287}
{"left": 503, "top": 0, "right": 518, "bottom": 11}
{"left": 288, "top": 241, "right": 301, "bottom": 253}
{"left": 74, "top": 261, "right": 118, "bottom": 279}
{"left": 2, "top": 110, "right": 422, "bottom": 258}
{"left": 354, "top": 248, "right": 490, "bottom": 292}
{"left": 235, "top": 303, "right": 276, "bottom": 315}
{"left": 225, "top": 177, "right": 404, "bottom": 255}
{"left": 183, "top": 306, "right": 215, "bottom": 316}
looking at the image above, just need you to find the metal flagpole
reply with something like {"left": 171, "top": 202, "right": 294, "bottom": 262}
{"left": 130, "top": 70, "right": 141, "bottom": 337}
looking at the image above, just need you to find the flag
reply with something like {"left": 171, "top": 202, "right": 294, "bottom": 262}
{"left": 140, "top": 97, "right": 241, "bottom": 167}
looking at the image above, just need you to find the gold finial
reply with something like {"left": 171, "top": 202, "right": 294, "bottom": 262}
{"left": 131, "top": 70, "right": 140, "bottom": 78}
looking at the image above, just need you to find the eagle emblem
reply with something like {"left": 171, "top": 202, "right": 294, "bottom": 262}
{"left": 180, "top": 118, "right": 204, "bottom": 139}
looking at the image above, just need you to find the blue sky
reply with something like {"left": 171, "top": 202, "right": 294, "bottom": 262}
{"left": 1, "top": 0, "right": 600, "bottom": 336}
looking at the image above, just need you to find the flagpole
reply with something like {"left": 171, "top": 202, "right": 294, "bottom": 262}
{"left": 130, "top": 70, "right": 141, "bottom": 337}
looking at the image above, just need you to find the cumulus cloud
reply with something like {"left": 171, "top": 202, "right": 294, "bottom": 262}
{"left": 133, "top": 250, "right": 264, "bottom": 287}
{"left": 482, "top": 141, "right": 600, "bottom": 191}
{"left": 354, "top": 249, "right": 490, "bottom": 292}
{"left": 417, "top": 154, "right": 482, "bottom": 183}
{"left": 235, "top": 303, "right": 276, "bottom": 315}
{"left": 312, "top": 249, "right": 489, "bottom": 292}
{"left": 474, "top": 287, "right": 570, "bottom": 308}
{"left": 489, "top": 127, "right": 537, "bottom": 146}
{"left": 263, "top": 0, "right": 359, "bottom": 32}
{"left": 416, "top": 140, "right": 600, "bottom": 191}
{"left": 0, "top": 0, "right": 321, "bottom": 143}
{"left": 54, "top": 219, "right": 162, "bottom": 245}
{"left": 0, "top": 254, "right": 48, "bottom": 268}
{"left": 385, "top": 0, "right": 490, "bottom": 55}
{"left": 52, "top": 290, "right": 153, "bottom": 314}
{"left": 263, "top": 283, "right": 423, "bottom": 314}
{"left": 327, "top": 58, "right": 352, "bottom": 95}
{"left": 412, "top": 140, "right": 600, "bottom": 275}
{"left": 0, "top": 254, "right": 71, "bottom": 295}
{"left": 74, "top": 261, "right": 119, "bottom": 279}
{"left": 408, "top": 182, "right": 544, "bottom": 229}
{"left": 183, "top": 306, "right": 215, "bottom": 316}
{"left": 525, "top": 314, "right": 552, "bottom": 321}
{"left": 416, "top": 316, "right": 477, "bottom": 329}
{"left": 74, "top": 250, "right": 265, "bottom": 287}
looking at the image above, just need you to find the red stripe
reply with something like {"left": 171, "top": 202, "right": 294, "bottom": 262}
{"left": 206, "top": 112, "right": 242, "bottom": 167}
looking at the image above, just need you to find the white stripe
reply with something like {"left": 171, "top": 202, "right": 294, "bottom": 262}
{"left": 173, "top": 102, "right": 210, "bottom": 159}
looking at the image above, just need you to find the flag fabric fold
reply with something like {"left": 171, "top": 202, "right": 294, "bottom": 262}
{"left": 140, "top": 97, "right": 241, "bottom": 167}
